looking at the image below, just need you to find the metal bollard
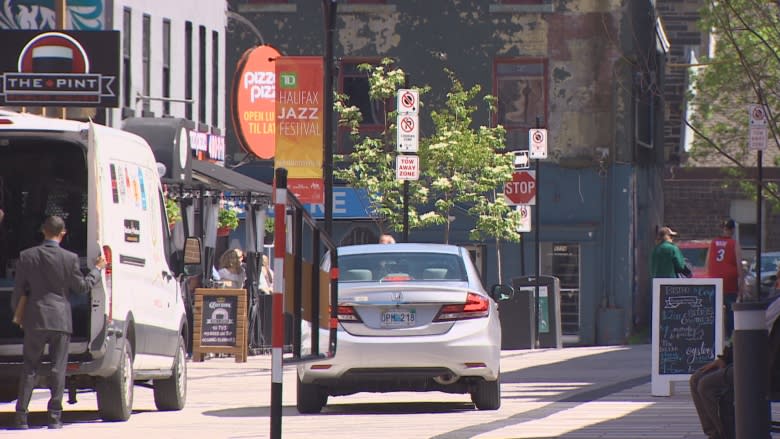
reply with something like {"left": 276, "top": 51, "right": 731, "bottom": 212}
{"left": 733, "top": 301, "right": 769, "bottom": 438}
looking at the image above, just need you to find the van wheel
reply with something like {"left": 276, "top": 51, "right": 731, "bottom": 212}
{"left": 471, "top": 373, "right": 501, "bottom": 411}
{"left": 154, "top": 335, "right": 187, "bottom": 411}
{"left": 97, "top": 340, "right": 134, "bottom": 421}
{"left": 296, "top": 374, "right": 327, "bottom": 414}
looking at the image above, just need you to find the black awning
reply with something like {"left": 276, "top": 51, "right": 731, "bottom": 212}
{"left": 191, "top": 159, "right": 273, "bottom": 196}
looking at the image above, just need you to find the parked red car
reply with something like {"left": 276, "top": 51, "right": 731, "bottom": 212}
{"left": 677, "top": 240, "right": 710, "bottom": 278}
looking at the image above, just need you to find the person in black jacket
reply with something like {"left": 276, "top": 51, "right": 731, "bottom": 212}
{"left": 690, "top": 296, "right": 780, "bottom": 439}
{"left": 10, "top": 216, "right": 105, "bottom": 430}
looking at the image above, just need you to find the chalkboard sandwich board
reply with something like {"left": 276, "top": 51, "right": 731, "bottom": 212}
{"left": 193, "top": 288, "right": 248, "bottom": 363}
{"left": 651, "top": 278, "right": 723, "bottom": 396}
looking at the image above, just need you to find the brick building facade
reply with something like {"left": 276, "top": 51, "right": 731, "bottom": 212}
{"left": 226, "top": 0, "right": 668, "bottom": 345}
{"left": 657, "top": 2, "right": 779, "bottom": 261}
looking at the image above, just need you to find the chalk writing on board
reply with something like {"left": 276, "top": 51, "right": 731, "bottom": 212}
{"left": 658, "top": 284, "right": 716, "bottom": 374}
{"left": 201, "top": 295, "right": 238, "bottom": 346}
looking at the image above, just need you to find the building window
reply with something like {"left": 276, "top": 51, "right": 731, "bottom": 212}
{"left": 198, "top": 25, "right": 206, "bottom": 124}
{"left": 142, "top": 14, "right": 151, "bottom": 113}
{"left": 162, "top": 19, "right": 171, "bottom": 115}
{"left": 212, "top": 30, "right": 219, "bottom": 128}
{"left": 122, "top": 8, "right": 132, "bottom": 109}
{"left": 337, "top": 58, "right": 388, "bottom": 154}
{"left": 185, "top": 21, "right": 193, "bottom": 120}
{"left": 494, "top": 59, "right": 547, "bottom": 151}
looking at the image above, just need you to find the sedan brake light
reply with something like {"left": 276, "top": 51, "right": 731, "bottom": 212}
{"left": 337, "top": 305, "right": 363, "bottom": 323}
{"left": 433, "top": 292, "right": 489, "bottom": 321}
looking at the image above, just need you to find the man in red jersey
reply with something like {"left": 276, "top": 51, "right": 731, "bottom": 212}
{"left": 706, "top": 219, "right": 743, "bottom": 338}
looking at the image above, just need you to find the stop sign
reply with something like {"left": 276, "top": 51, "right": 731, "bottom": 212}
{"left": 504, "top": 170, "right": 536, "bottom": 205}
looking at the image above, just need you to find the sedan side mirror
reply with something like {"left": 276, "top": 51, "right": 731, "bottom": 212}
{"left": 490, "top": 284, "right": 514, "bottom": 302}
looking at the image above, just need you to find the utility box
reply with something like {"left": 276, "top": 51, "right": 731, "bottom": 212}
{"left": 499, "top": 285, "right": 536, "bottom": 349}
{"left": 511, "top": 276, "right": 562, "bottom": 349}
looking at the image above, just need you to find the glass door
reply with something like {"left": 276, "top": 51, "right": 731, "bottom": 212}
{"left": 542, "top": 243, "right": 581, "bottom": 343}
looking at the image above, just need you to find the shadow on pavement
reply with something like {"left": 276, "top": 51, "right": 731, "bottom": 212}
{"left": 203, "top": 401, "right": 475, "bottom": 419}
{"left": 0, "top": 409, "right": 153, "bottom": 430}
{"left": 500, "top": 346, "right": 649, "bottom": 403}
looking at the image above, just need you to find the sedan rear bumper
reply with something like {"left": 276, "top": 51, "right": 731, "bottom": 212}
{"left": 298, "top": 316, "right": 501, "bottom": 386}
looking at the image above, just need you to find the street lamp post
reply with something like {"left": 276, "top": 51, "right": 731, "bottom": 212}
{"left": 323, "top": 0, "right": 337, "bottom": 235}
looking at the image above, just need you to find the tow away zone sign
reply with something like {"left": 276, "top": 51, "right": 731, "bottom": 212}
{"left": 396, "top": 155, "right": 419, "bottom": 180}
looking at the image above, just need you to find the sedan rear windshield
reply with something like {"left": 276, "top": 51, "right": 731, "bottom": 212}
{"left": 339, "top": 252, "right": 466, "bottom": 282}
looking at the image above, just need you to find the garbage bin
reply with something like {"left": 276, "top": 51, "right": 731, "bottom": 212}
{"left": 511, "top": 276, "right": 562, "bottom": 349}
{"left": 499, "top": 285, "right": 536, "bottom": 349}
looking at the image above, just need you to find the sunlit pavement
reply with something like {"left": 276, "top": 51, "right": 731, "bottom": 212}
{"left": 2, "top": 344, "right": 779, "bottom": 438}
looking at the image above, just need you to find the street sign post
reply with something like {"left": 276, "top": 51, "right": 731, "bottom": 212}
{"left": 529, "top": 129, "right": 548, "bottom": 159}
{"left": 396, "top": 154, "right": 419, "bottom": 180}
{"left": 504, "top": 170, "right": 536, "bottom": 205}
{"left": 514, "top": 150, "right": 530, "bottom": 170}
{"left": 748, "top": 104, "right": 768, "bottom": 151}
{"left": 397, "top": 89, "right": 419, "bottom": 115}
{"left": 397, "top": 88, "right": 421, "bottom": 243}
{"left": 396, "top": 113, "right": 419, "bottom": 152}
{"left": 516, "top": 205, "right": 531, "bottom": 232}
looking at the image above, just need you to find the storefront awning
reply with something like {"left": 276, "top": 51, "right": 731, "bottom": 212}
{"left": 192, "top": 159, "right": 273, "bottom": 198}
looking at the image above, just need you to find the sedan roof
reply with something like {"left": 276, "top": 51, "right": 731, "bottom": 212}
{"left": 338, "top": 243, "right": 463, "bottom": 256}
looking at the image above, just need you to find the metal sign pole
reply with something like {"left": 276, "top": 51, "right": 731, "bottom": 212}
{"left": 403, "top": 180, "right": 409, "bottom": 242}
{"left": 533, "top": 117, "right": 541, "bottom": 349}
{"left": 270, "top": 169, "right": 288, "bottom": 439}
{"left": 755, "top": 149, "right": 762, "bottom": 299}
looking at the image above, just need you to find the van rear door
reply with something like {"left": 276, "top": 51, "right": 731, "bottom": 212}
{"left": 87, "top": 122, "right": 108, "bottom": 355}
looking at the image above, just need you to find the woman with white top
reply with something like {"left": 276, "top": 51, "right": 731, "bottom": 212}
{"left": 217, "top": 248, "right": 246, "bottom": 289}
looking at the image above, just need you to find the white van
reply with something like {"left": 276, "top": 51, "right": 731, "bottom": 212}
{"left": 0, "top": 111, "right": 190, "bottom": 421}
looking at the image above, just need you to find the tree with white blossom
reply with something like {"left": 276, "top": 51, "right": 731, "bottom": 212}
{"left": 335, "top": 60, "right": 521, "bottom": 276}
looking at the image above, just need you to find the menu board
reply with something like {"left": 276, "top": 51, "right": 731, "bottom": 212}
{"left": 200, "top": 295, "right": 238, "bottom": 346}
{"left": 651, "top": 278, "right": 723, "bottom": 396}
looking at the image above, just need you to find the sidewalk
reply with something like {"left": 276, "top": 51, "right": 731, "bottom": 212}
{"left": 2, "top": 343, "right": 778, "bottom": 438}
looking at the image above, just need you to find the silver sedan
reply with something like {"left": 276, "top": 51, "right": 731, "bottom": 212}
{"left": 296, "top": 243, "right": 503, "bottom": 413}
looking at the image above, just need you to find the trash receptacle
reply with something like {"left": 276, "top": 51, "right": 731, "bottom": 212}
{"left": 499, "top": 285, "right": 536, "bottom": 349}
{"left": 511, "top": 276, "right": 562, "bottom": 349}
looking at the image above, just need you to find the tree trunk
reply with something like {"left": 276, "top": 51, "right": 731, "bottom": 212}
{"left": 495, "top": 237, "right": 502, "bottom": 285}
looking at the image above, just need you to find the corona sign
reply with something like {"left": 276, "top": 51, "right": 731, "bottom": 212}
{"left": 231, "top": 45, "right": 281, "bottom": 159}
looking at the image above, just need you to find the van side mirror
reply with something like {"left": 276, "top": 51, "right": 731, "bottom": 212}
{"left": 183, "top": 237, "right": 202, "bottom": 265}
{"left": 183, "top": 237, "right": 203, "bottom": 277}
{"left": 490, "top": 284, "right": 514, "bottom": 302}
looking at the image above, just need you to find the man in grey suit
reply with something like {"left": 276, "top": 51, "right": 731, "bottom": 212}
{"left": 10, "top": 215, "right": 105, "bottom": 429}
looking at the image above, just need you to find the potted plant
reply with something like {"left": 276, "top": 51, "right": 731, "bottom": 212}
{"left": 165, "top": 197, "right": 181, "bottom": 230}
{"left": 218, "top": 206, "right": 240, "bottom": 237}
{"left": 264, "top": 216, "right": 275, "bottom": 244}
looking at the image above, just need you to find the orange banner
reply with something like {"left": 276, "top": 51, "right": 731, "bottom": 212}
{"left": 275, "top": 56, "right": 324, "bottom": 204}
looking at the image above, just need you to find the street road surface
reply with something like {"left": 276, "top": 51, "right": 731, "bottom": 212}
{"left": 1, "top": 344, "right": 767, "bottom": 438}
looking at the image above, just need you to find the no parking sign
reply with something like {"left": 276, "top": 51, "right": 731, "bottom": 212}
{"left": 529, "top": 129, "right": 547, "bottom": 159}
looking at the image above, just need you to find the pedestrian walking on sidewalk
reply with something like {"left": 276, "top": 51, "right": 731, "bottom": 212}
{"left": 650, "top": 226, "right": 687, "bottom": 278}
{"left": 10, "top": 216, "right": 106, "bottom": 430}
{"left": 706, "top": 218, "right": 743, "bottom": 338}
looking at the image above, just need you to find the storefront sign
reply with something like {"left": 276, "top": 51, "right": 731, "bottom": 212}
{"left": 188, "top": 130, "right": 225, "bottom": 163}
{"left": 275, "top": 56, "right": 324, "bottom": 204}
{"left": 231, "top": 45, "right": 281, "bottom": 159}
{"left": 0, "top": 30, "right": 119, "bottom": 107}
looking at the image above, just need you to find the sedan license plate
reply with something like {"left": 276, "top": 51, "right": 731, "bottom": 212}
{"left": 380, "top": 309, "right": 416, "bottom": 327}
